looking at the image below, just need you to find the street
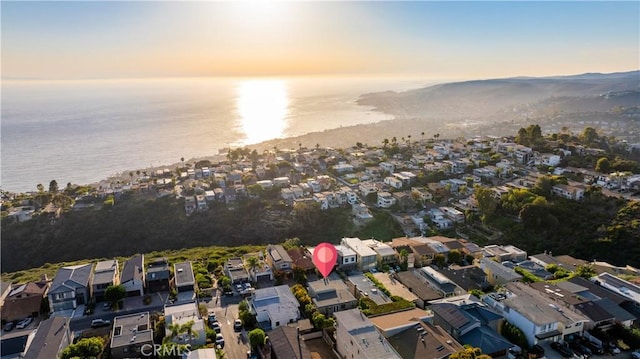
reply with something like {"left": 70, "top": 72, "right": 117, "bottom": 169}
{"left": 203, "top": 293, "right": 250, "bottom": 359}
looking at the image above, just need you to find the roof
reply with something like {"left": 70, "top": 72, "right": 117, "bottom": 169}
{"left": 394, "top": 271, "right": 443, "bottom": 301}
{"left": 287, "top": 247, "right": 315, "bottom": 270}
{"left": 23, "top": 317, "right": 70, "bottom": 359}
{"left": 439, "top": 266, "right": 488, "bottom": 291}
{"left": 267, "top": 326, "right": 312, "bottom": 359}
{"left": 347, "top": 273, "right": 392, "bottom": 305}
{"left": 388, "top": 321, "right": 463, "bottom": 359}
{"left": 459, "top": 325, "right": 514, "bottom": 356}
{"left": 574, "top": 301, "right": 616, "bottom": 323}
{"left": 95, "top": 259, "right": 118, "bottom": 273}
{"left": 252, "top": 285, "right": 299, "bottom": 315}
{"left": 391, "top": 237, "right": 436, "bottom": 256}
{"left": 111, "top": 312, "right": 153, "bottom": 348}
{"left": 479, "top": 258, "right": 522, "bottom": 282}
{"left": 121, "top": 255, "right": 144, "bottom": 283}
{"left": 174, "top": 261, "right": 195, "bottom": 286}
{"left": 530, "top": 282, "right": 588, "bottom": 306}
{"left": 431, "top": 303, "right": 472, "bottom": 330}
{"left": 567, "top": 277, "right": 629, "bottom": 304}
{"left": 267, "top": 244, "right": 293, "bottom": 264}
{"left": 372, "top": 273, "right": 418, "bottom": 303}
{"left": 594, "top": 298, "right": 636, "bottom": 322}
{"left": 369, "top": 308, "right": 432, "bottom": 332}
{"left": 341, "top": 237, "right": 377, "bottom": 257}
{"left": 94, "top": 270, "right": 116, "bottom": 285}
{"left": 185, "top": 348, "right": 217, "bottom": 359}
{"left": 2, "top": 281, "right": 49, "bottom": 321}
{"left": 335, "top": 244, "right": 356, "bottom": 257}
{"left": 596, "top": 272, "right": 640, "bottom": 303}
{"left": 147, "top": 258, "right": 170, "bottom": 280}
{"left": 333, "top": 309, "right": 402, "bottom": 359}
{"left": 308, "top": 275, "right": 357, "bottom": 308}
{"left": 49, "top": 263, "right": 93, "bottom": 294}
{"left": 503, "top": 282, "right": 589, "bottom": 326}
{"left": 418, "top": 267, "right": 461, "bottom": 295}
{"left": 1, "top": 334, "right": 28, "bottom": 358}
{"left": 361, "top": 239, "right": 396, "bottom": 257}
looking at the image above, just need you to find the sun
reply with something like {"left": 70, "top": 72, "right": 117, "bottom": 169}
{"left": 235, "top": 79, "right": 290, "bottom": 144}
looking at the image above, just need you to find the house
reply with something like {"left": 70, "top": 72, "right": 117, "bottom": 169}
{"left": 183, "top": 348, "right": 218, "bottom": 359}
{"left": 384, "top": 176, "right": 403, "bottom": 189}
{"left": 333, "top": 309, "right": 402, "bottom": 359}
{"left": 266, "top": 244, "right": 294, "bottom": 274}
{"left": 346, "top": 273, "right": 392, "bottom": 306}
{"left": 22, "top": 317, "right": 72, "bottom": 359}
{"left": 362, "top": 239, "right": 397, "bottom": 266}
{"left": 164, "top": 302, "right": 206, "bottom": 346}
{"left": 438, "top": 265, "right": 490, "bottom": 292}
{"left": 386, "top": 320, "right": 464, "bottom": 359}
{"left": 479, "top": 258, "right": 523, "bottom": 286}
{"left": 440, "top": 207, "right": 465, "bottom": 223}
{"left": 224, "top": 257, "right": 250, "bottom": 284}
{"left": 390, "top": 237, "right": 436, "bottom": 268}
{"left": 174, "top": 261, "right": 196, "bottom": 303}
{"left": 368, "top": 307, "right": 434, "bottom": 337}
{"left": 121, "top": 255, "right": 145, "bottom": 297}
{"left": 428, "top": 208, "right": 453, "bottom": 229}
{"left": 243, "top": 253, "right": 273, "bottom": 283}
{"left": 195, "top": 195, "right": 208, "bottom": 211}
{"left": 594, "top": 272, "right": 640, "bottom": 305}
{"left": 250, "top": 285, "right": 300, "bottom": 331}
{"left": 256, "top": 180, "right": 274, "bottom": 190}
{"left": 392, "top": 191, "right": 415, "bottom": 211}
{"left": 266, "top": 326, "right": 312, "bottom": 359}
{"left": 333, "top": 162, "right": 355, "bottom": 173}
{"left": 335, "top": 244, "right": 357, "bottom": 271}
{"left": 1, "top": 279, "right": 50, "bottom": 322}
{"left": 110, "top": 312, "right": 154, "bottom": 359}
{"left": 563, "top": 277, "right": 637, "bottom": 328}
{"left": 431, "top": 302, "right": 512, "bottom": 357}
{"left": 377, "top": 191, "right": 397, "bottom": 208}
{"left": 307, "top": 273, "right": 358, "bottom": 316}
{"left": 341, "top": 237, "right": 377, "bottom": 271}
{"left": 359, "top": 182, "right": 378, "bottom": 197}
{"left": 93, "top": 259, "right": 119, "bottom": 302}
{"left": 146, "top": 258, "right": 171, "bottom": 293}
{"left": 352, "top": 203, "right": 374, "bottom": 226}
{"left": 286, "top": 247, "right": 315, "bottom": 274}
{"left": 48, "top": 263, "right": 94, "bottom": 313}
{"left": 184, "top": 196, "right": 196, "bottom": 216}
{"left": 483, "top": 244, "right": 527, "bottom": 263}
{"left": 273, "top": 177, "right": 291, "bottom": 187}
{"left": 379, "top": 162, "right": 395, "bottom": 173}
{"left": 552, "top": 184, "right": 585, "bottom": 200}
{"left": 496, "top": 282, "right": 589, "bottom": 346}
{"left": 418, "top": 267, "right": 465, "bottom": 297}
{"left": 371, "top": 272, "right": 420, "bottom": 309}
{"left": 411, "top": 187, "right": 433, "bottom": 202}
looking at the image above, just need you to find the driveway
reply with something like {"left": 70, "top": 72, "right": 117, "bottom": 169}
{"left": 205, "top": 293, "right": 250, "bottom": 359}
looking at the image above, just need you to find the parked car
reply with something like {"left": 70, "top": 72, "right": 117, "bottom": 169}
{"left": 16, "top": 317, "right": 33, "bottom": 329}
{"left": 91, "top": 319, "right": 111, "bottom": 328}
{"left": 551, "top": 342, "right": 573, "bottom": 358}
{"left": 234, "top": 319, "right": 243, "bottom": 332}
{"left": 529, "top": 344, "right": 545, "bottom": 359}
{"left": 102, "top": 302, "right": 111, "bottom": 310}
{"left": 631, "top": 350, "right": 640, "bottom": 359}
{"left": 3, "top": 322, "right": 14, "bottom": 332}
{"left": 207, "top": 313, "right": 217, "bottom": 326}
{"left": 569, "top": 342, "right": 592, "bottom": 358}
{"left": 215, "top": 333, "right": 225, "bottom": 348}
{"left": 211, "top": 322, "right": 221, "bottom": 333}
{"left": 581, "top": 339, "right": 604, "bottom": 355}
{"left": 606, "top": 343, "right": 620, "bottom": 355}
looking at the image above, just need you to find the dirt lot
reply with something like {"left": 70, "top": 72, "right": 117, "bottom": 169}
{"left": 305, "top": 338, "right": 337, "bottom": 359}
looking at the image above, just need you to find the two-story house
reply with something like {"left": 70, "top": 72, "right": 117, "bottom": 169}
{"left": 333, "top": 309, "right": 402, "bottom": 359}
{"left": 48, "top": 263, "right": 94, "bottom": 313}
{"left": 341, "top": 237, "right": 377, "bottom": 271}
{"left": 121, "top": 255, "right": 145, "bottom": 297}
{"left": 266, "top": 245, "right": 294, "bottom": 275}
{"left": 93, "top": 259, "right": 119, "bottom": 302}
{"left": 307, "top": 274, "right": 358, "bottom": 317}
{"left": 250, "top": 285, "right": 300, "bottom": 330}
{"left": 174, "top": 261, "right": 196, "bottom": 303}
{"left": 146, "top": 257, "right": 171, "bottom": 293}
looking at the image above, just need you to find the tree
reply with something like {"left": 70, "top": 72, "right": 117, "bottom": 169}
{"left": 448, "top": 250, "right": 462, "bottom": 265}
{"left": 49, "top": 180, "right": 59, "bottom": 194}
{"left": 532, "top": 175, "right": 553, "bottom": 198}
{"left": 60, "top": 337, "right": 105, "bottom": 359}
{"left": 245, "top": 256, "right": 259, "bottom": 278}
{"left": 576, "top": 264, "right": 596, "bottom": 279}
{"left": 180, "top": 320, "right": 199, "bottom": 344}
{"left": 36, "top": 183, "right": 44, "bottom": 193}
{"left": 282, "top": 237, "right": 301, "bottom": 249}
{"left": 474, "top": 186, "right": 497, "bottom": 222}
{"left": 164, "top": 322, "right": 182, "bottom": 343}
{"left": 248, "top": 328, "right": 266, "bottom": 349}
{"left": 581, "top": 127, "right": 599, "bottom": 145}
{"left": 382, "top": 138, "right": 389, "bottom": 148}
{"left": 595, "top": 157, "right": 611, "bottom": 174}
{"left": 104, "top": 284, "right": 126, "bottom": 307}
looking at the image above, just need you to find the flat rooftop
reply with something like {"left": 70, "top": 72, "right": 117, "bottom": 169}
{"left": 111, "top": 312, "right": 153, "bottom": 348}
{"left": 174, "top": 261, "right": 195, "bottom": 286}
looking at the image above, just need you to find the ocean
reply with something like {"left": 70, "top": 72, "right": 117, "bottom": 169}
{"left": 1, "top": 76, "right": 433, "bottom": 193}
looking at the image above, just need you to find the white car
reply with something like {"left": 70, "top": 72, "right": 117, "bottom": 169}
{"left": 631, "top": 350, "right": 640, "bottom": 359}
{"left": 215, "top": 333, "right": 225, "bottom": 348}
{"left": 16, "top": 317, "right": 33, "bottom": 329}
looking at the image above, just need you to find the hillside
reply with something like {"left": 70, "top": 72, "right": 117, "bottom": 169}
{"left": 357, "top": 71, "right": 639, "bottom": 120}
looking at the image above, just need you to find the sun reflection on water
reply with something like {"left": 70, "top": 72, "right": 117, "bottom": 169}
{"left": 236, "top": 79, "right": 289, "bottom": 144}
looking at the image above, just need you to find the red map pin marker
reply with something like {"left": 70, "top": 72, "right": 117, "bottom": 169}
{"left": 313, "top": 242, "right": 337, "bottom": 278}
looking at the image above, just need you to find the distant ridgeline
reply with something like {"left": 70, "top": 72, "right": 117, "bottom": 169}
{"left": 1, "top": 123, "right": 639, "bottom": 275}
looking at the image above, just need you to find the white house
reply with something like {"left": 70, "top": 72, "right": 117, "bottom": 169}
{"left": 379, "top": 162, "right": 395, "bottom": 173}
{"left": 250, "top": 285, "right": 300, "bottom": 330}
{"left": 440, "top": 206, "right": 465, "bottom": 223}
{"left": 496, "top": 282, "right": 589, "bottom": 346}
{"left": 384, "top": 176, "right": 403, "bottom": 189}
{"left": 164, "top": 302, "right": 206, "bottom": 346}
{"left": 341, "top": 237, "right": 377, "bottom": 271}
{"left": 334, "top": 309, "right": 402, "bottom": 359}
{"left": 377, "top": 192, "right": 396, "bottom": 208}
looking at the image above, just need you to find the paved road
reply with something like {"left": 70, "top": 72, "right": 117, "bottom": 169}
{"left": 204, "top": 292, "right": 250, "bottom": 359}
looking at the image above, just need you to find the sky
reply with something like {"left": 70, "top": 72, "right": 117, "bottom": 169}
{"left": 1, "top": 1, "right": 638, "bottom": 80}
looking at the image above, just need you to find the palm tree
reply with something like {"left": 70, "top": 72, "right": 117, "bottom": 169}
{"left": 180, "top": 320, "right": 199, "bottom": 345}
{"left": 392, "top": 136, "right": 397, "bottom": 144}
{"left": 245, "top": 256, "right": 259, "bottom": 280}
{"left": 382, "top": 138, "right": 389, "bottom": 148}
{"left": 421, "top": 131, "right": 425, "bottom": 141}
{"left": 180, "top": 157, "right": 185, "bottom": 168}
{"left": 164, "top": 322, "right": 182, "bottom": 343}
{"left": 407, "top": 134, "right": 412, "bottom": 144}
{"left": 36, "top": 183, "right": 44, "bottom": 192}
